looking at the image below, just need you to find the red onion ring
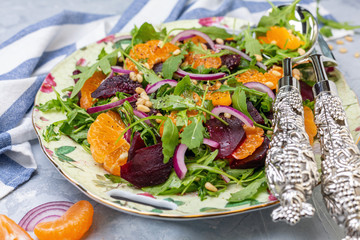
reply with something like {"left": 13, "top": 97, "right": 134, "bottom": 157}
{"left": 18, "top": 201, "right": 73, "bottom": 231}
{"left": 111, "top": 66, "right": 133, "bottom": 74}
{"left": 243, "top": 82, "right": 275, "bottom": 100}
{"left": 203, "top": 138, "right": 220, "bottom": 148}
{"left": 113, "top": 34, "right": 132, "bottom": 42}
{"left": 171, "top": 30, "right": 215, "bottom": 50}
{"left": 133, "top": 110, "right": 151, "bottom": 125}
{"left": 87, "top": 95, "right": 138, "bottom": 114}
{"left": 175, "top": 68, "right": 225, "bottom": 80}
{"left": 211, "top": 106, "right": 253, "bottom": 127}
{"left": 214, "top": 44, "right": 267, "bottom": 71}
{"left": 174, "top": 144, "right": 188, "bottom": 179}
{"left": 145, "top": 80, "right": 178, "bottom": 94}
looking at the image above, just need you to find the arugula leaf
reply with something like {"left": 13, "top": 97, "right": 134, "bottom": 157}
{"left": 161, "top": 118, "right": 179, "bottom": 163}
{"left": 316, "top": 6, "right": 360, "bottom": 30}
{"left": 36, "top": 99, "right": 62, "bottom": 112}
{"left": 173, "top": 75, "right": 191, "bottom": 96}
{"left": 180, "top": 117, "right": 205, "bottom": 150}
{"left": 319, "top": 26, "right": 333, "bottom": 38}
{"left": 162, "top": 53, "right": 185, "bottom": 79}
{"left": 303, "top": 99, "right": 315, "bottom": 111}
{"left": 232, "top": 87, "right": 253, "bottom": 120}
{"left": 175, "top": 110, "right": 189, "bottom": 127}
{"left": 228, "top": 175, "right": 267, "bottom": 202}
{"left": 152, "top": 95, "right": 196, "bottom": 111}
{"left": 243, "top": 28, "right": 263, "bottom": 56}
{"left": 193, "top": 26, "right": 232, "bottom": 39}
{"left": 132, "top": 22, "right": 165, "bottom": 44}
{"left": 43, "top": 124, "right": 60, "bottom": 142}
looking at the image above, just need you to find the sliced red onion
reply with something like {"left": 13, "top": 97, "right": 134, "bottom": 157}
{"left": 18, "top": 201, "right": 73, "bottom": 231}
{"left": 124, "top": 128, "right": 131, "bottom": 143}
{"left": 174, "top": 144, "right": 188, "bottom": 179}
{"left": 243, "top": 82, "right": 275, "bottom": 100}
{"left": 203, "top": 138, "right": 220, "bottom": 148}
{"left": 211, "top": 106, "right": 253, "bottom": 127}
{"left": 133, "top": 110, "right": 151, "bottom": 125}
{"left": 221, "top": 173, "right": 230, "bottom": 183}
{"left": 87, "top": 95, "right": 138, "bottom": 114}
{"left": 178, "top": 34, "right": 195, "bottom": 42}
{"left": 171, "top": 30, "right": 215, "bottom": 50}
{"left": 113, "top": 34, "right": 132, "bottom": 42}
{"left": 175, "top": 68, "right": 225, "bottom": 81}
{"left": 111, "top": 66, "right": 133, "bottom": 74}
{"left": 145, "top": 80, "right": 178, "bottom": 94}
{"left": 214, "top": 44, "right": 267, "bottom": 71}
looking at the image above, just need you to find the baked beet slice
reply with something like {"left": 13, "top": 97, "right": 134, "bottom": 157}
{"left": 230, "top": 136, "right": 270, "bottom": 169}
{"left": 247, "top": 101, "right": 265, "bottom": 125}
{"left": 91, "top": 74, "right": 141, "bottom": 99}
{"left": 153, "top": 63, "right": 163, "bottom": 74}
{"left": 128, "top": 132, "right": 146, "bottom": 161}
{"left": 299, "top": 80, "right": 314, "bottom": 101}
{"left": 220, "top": 54, "right": 241, "bottom": 71}
{"left": 205, "top": 116, "right": 246, "bottom": 159}
{"left": 120, "top": 144, "right": 173, "bottom": 188}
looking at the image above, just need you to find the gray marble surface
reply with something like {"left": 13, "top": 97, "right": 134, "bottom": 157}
{"left": 1, "top": 0, "right": 360, "bottom": 239}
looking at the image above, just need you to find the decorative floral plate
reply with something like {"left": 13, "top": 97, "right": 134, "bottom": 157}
{"left": 32, "top": 17, "right": 360, "bottom": 220}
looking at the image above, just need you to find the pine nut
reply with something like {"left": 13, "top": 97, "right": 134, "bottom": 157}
{"left": 135, "top": 87, "right": 145, "bottom": 94}
{"left": 267, "top": 130, "right": 273, "bottom": 135}
{"left": 345, "top": 36, "right": 353, "bottom": 42}
{"left": 271, "top": 70, "right": 282, "bottom": 77}
{"left": 336, "top": 39, "right": 344, "bottom": 45}
{"left": 297, "top": 48, "right": 306, "bottom": 55}
{"left": 138, "top": 71, "right": 144, "bottom": 75}
{"left": 270, "top": 40, "right": 277, "bottom": 45}
{"left": 339, "top": 47, "right": 348, "bottom": 53}
{"left": 254, "top": 54, "right": 263, "bottom": 62}
{"left": 200, "top": 43, "right": 207, "bottom": 50}
{"left": 136, "top": 74, "right": 143, "bottom": 83}
{"left": 265, "top": 81, "right": 275, "bottom": 88}
{"left": 144, "top": 62, "right": 150, "bottom": 69}
{"left": 355, "top": 52, "right": 360, "bottom": 58}
{"left": 215, "top": 38, "right": 224, "bottom": 45}
{"left": 293, "top": 75, "right": 300, "bottom": 80}
{"left": 173, "top": 49, "right": 181, "bottom": 56}
{"left": 224, "top": 113, "right": 231, "bottom": 119}
{"left": 205, "top": 182, "right": 218, "bottom": 192}
{"left": 137, "top": 104, "right": 150, "bottom": 113}
{"left": 292, "top": 69, "right": 301, "bottom": 77}
{"left": 129, "top": 71, "right": 137, "bottom": 81}
{"left": 328, "top": 44, "right": 334, "bottom": 50}
{"left": 191, "top": 80, "right": 198, "bottom": 85}
{"left": 145, "top": 100, "right": 153, "bottom": 108}
{"left": 155, "top": 113, "right": 163, "bottom": 123}
{"left": 272, "top": 65, "right": 282, "bottom": 71}
{"left": 136, "top": 98, "right": 145, "bottom": 106}
{"left": 224, "top": 81, "right": 228, "bottom": 86}
{"left": 140, "top": 92, "right": 150, "bottom": 101}
{"left": 118, "top": 56, "right": 124, "bottom": 62}
{"left": 110, "top": 97, "right": 119, "bottom": 103}
{"left": 215, "top": 81, "right": 222, "bottom": 89}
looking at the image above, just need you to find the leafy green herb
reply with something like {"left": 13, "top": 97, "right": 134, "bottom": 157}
{"left": 316, "top": 6, "right": 360, "bottom": 31}
{"left": 193, "top": 26, "right": 232, "bottom": 39}
{"left": 303, "top": 99, "right": 315, "bottom": 111}
{"left": 228, "top": 175, "right": 267, "bottom": 202}
{"left": 131, "top": 22, "right": 166, "bottom": 44}
{"left": 319, "top": 26, "right": 333, "bottom": 38}
{"left": 232, "top": 87, "right": 253, "bottom": 120}
{"left": 180, "top": 116, "right": 205, "bottom": 150}
{"left": 243, "top": 28, "right": 263, "bottom": 56}
{"left": 43, "top": 124, "right": 60, "bottom": 142}
{"left": 161, "top": 118, "right": 179, "bottom": 163}
{"left": 173, "top": 75, "right": 191, "bottom": 96}
{"left": 162, "top": 53, "right": 185, "bottom": 79}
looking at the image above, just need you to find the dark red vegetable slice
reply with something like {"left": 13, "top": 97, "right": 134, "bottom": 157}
{"left": 128, "top": 132, "right": 146, "bottom": 161}
{"left": 120, "top": 144, "right": 173, "bottom": 188}
{"left": 220, "top": 54, "right": 241, "bottom": 71}
{"left": 205, "top": 116, "right": 246, "bottom": 158}
{"left": 299, "top": 80, "right": 314, "bottom": 101}
{"left": 230, "top": 136, "right": 270, "bottom": 169}
{"left": 246, "top": 101, "right": 265, "bottom": 125}
{"left": 91, "top": 74, "right": 141, "bottom": 98}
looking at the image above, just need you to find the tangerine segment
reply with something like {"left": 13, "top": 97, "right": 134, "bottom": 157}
{"left": 258, "top": 26, "right": 305, "bottom": 50}
{"left": 0, "top": 214, "right": 33, "bottom": 240}
{"left": 125, "top": 40, "right": 179, "bottom": 73}
{"left": 235, "top": 67, "right": 283, "bottom": 90}
{"left": 87, "top": 111, "right": 129, "bottom": 170}
{"left": 34, "top": 200, "right": 93, "bottom": 240}
{"left": 183, "top": 52, "right": 222, "bottom": 69}
{"left": 232, "top": 125, "right": 264, "bottom": 159}
{"left": 206, "top": 91, "right": 232, "bottom": 106}
{"left": 303, "top": 105, "right": 317, "bottom": 145}
{"left": 80, "top": 71, "right": 106, "bottom": 110}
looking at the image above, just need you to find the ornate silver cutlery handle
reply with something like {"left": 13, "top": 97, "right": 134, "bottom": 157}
{"left": 311, "top": 54, "right": 360, "bottom": 239}
{"left": 266, "top": 58, "right": 319, "bottom": 225}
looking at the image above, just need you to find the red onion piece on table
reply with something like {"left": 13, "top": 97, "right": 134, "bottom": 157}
{"left": 145, "top": 80, "right": 178, "bottom": 94}
{"left": 18, "top": 201, "right": 73, "bottom": 231}
{"left": 211, "top": 106, "right": 253, "bottom": 127}
{"left": 171, "top": 30, "right": 215, "bottom": 50}
{"left": 111, "top": 66, "right": 133, "bottom": 74}
{"left": 243, "top": 82, "right": 275, "bottom": 100}
{"left": 175, "top": 68, "right": 225, "bottom": 81}
{"left": 87, "top": 95, "right": 138, "bottom": 114}
{"left": 214, "top": 44, "right": 267, "bottom": 71}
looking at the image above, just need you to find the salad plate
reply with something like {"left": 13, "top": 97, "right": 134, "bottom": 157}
{"left": 32, "top": 16, "right": 360, "bottom": 220}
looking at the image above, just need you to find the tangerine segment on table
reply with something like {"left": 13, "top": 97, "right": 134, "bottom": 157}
{"left": 235, "top": 67, "right": 283, "bottom": 90}
{"left": 232, "top": 125, "right": 264, "bottom": 160}
{"left": 125, "top": 40, "right": 179, "bottom": 73}
{"left": 34, "top": 200, "right": 93, "bottom": 240}
{"left": 79, "top": 71, "right": 106, "bottom": 110}
{"left": 258, "top": 26, "right": 305, "bottom": 50}
{"left": 303, "top": 105, "right": 317, "bottom": 145}
{"left": 87, "top": 111, "right": 130, "bottom": 176}
{"left": 0, "top": 214, "right": 33, "bottom": 240}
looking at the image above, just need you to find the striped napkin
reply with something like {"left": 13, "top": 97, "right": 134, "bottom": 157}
{"left": 0, "top": 0, "right": 334, "bottom": 198}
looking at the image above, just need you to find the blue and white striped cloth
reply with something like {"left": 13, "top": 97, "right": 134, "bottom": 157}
{"left": 0, "top": 0, "right": 336, "bottom": 198}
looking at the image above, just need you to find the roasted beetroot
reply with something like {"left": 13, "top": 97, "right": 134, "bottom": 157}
{"left": 220, "top": 54, "right": 241, "bottom": 71}
{"left": 205, "top": 116, "right": 246, "bottom": 158}
{"left": 300, "top": 80, "right": 314, "bottom": 101}
{"left": 91, "top": 74, "right": 141, "bottom": 98}
{"left": 153, "top": 63, "right": 163, "bottom": 74}
{"left": 128, "top": 132, "right": 146, "bottom": 161}
{"left": 247, "top": 101, "right": 265, "bottom": 125}
{"left": 230, "top": 136, "right": 270, "bottom": 169}
{"left": 120, "top": 144, "right": 173, "bottom": 188}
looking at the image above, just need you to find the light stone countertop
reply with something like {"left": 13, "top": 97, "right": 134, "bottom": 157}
{"left": 1, "top": 0, "right": 359, "bottom": 239}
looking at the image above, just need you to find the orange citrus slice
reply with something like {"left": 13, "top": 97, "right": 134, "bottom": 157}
{"left": 0, "top": 214, "right": 33, "bottom": 240}
{"left": 258, "top": 26, "right": 305, "bottom": 50}
{"left": 80, "top": 71, "right": 106, "bottom": 110}
{"left": 232, "top": 125, "right": 264, "bottom": 159}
